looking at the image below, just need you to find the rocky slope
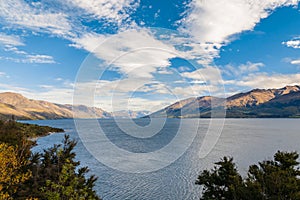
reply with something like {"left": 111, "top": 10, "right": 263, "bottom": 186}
{"left": 0, "top": 92, "right": 111, "bottom": 120}
{"left": 148, "top": 85, "right": 300, "bottom": 118}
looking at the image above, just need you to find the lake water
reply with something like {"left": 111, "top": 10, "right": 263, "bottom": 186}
{"left": 26, "top": 118, "right": 300, "bottom": 200}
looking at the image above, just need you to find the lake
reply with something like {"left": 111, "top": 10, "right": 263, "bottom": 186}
{"left": 26, "top": 118, "right": 300, "bottom": 200}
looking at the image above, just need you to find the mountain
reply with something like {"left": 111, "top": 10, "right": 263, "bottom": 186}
{"left": 149, "top": 96, "right": 225, "bottom": 118}
{"left": 226, "top": 85, "right": 300, "bottom": 108}
{"left": 112, "top": 110, "right": 151, "bottom": 118}
{"left": 226, "top": 85, "right": 300, "bottom": 118}
{"left": 61, "top": 104, "right": 111, "bottom": 119}
{"left": 0, "top": 92, "right": 111, "bottom": 120}
{"left": 148, "top": 85, "right": 300, "bottom": 118}
{"left": 2, "top": 85, "right": 299, "bottom": 120}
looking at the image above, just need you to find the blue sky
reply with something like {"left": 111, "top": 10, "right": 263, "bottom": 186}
{"left": 0, "top": 0, "right": 300, "bottom": 112}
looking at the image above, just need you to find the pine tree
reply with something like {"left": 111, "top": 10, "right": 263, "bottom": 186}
{"left": 26, "top": 135, "right": 100, "bottom": 200}
{"left": 196, "top": 151, "right": 300, "bottom": 200}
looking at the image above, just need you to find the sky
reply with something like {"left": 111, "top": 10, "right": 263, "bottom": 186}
{"left": 0, "top": 0, "right": 300, "bottom": 112}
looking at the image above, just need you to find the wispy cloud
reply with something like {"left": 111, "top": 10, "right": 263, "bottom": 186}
{"left": 1, "top": 39, "right": 56, "bottom": 64}
{"left": 181, "top": 66, "right": 224, "bottom": 85}
{"left": 0, "top": 54, "right": 56, "bottom": 64}
{"left": 223, "top": 62, "right": 264, "bottom": 77}
{"left": 25, "top": 54, "right": 56, "bottom": 64}
{"left": 0, "top": 0, "right": 72, "bottom": 36}
{"left": 282, "top": 38, "right": 300, "bottom": 48}
{"left": 63, "top": 0, "right": 140, "bottom": 26}
{"left": 0, "top": 83, "right": 30, "bottom": 93}
{"left": 4, "top": 46, "right": 27, "bottom": 55}
{"left": 71, "top": 29, "right": 178, "bottom": 79}
{"left": 0, "top": 33, "right": 24, "bottom": 46}
{"left": 226, "top": 72, "right": 300, "bottom": 89}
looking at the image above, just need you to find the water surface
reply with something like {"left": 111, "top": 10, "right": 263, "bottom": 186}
{"left": 27, "top": 118, "right": 300, "bottom": 200}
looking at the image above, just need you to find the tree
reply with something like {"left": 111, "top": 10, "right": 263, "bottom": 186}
{"left": 246, "top": 151, "right": 300, "bottom": 200}
{"left": 0, "top": 143, "right": 31, "bottom": 199}
{"left": 25, "top": 135, "right": 100, "bottom": 200}
{"left": 196, "top": 151, "right": 300, "bottom": 200}
{"left": 196, "top": 157, "right": 244, "bottom": 200}
{"left": 0, "top": 120, "right": 100, "bottom": 199}
{"left": 41, "top": 161, "right": 99, "bottom": 200}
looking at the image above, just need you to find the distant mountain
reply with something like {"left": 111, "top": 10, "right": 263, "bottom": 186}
{"left": 149, "top": 96, "right": 226, "bottom": 118}
{"left": 226, "top": 85, "right": 300, "bottom": 107}
{"left": 148, "top": 85, "right": 300, "bottom": 118}
{"left": 0, "top": 92, "right": 111, "bottom": 120}
{"left": 2, "top": 85, "right": 299, "bottom": 120}
{"left": 112, "top": 110, "right": 151, "bottom": 118}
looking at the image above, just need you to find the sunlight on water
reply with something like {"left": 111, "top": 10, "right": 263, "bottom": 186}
{"left": 30, "top": 119, "right": 300, "bottom": 200}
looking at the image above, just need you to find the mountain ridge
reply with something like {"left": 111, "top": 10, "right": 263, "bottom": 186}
{"left": 148, "top": 85, "right": 300, "bottom": 118}
{"left": 1, "top": 85, "right": 299, "bottom": 120}
{"left": 0, "top": 92, "right": 112, "bottom": 120}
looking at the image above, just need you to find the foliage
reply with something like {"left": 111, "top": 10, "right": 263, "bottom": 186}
{"left": 0, "top": 120, "right": 64, "bottom": 147}
{"left": 25, "top": 135, "right": 100, "bottom": 200}
{"left": 246, "top": 151, "right": 300, "bottom": 200}
{"left": 0, "top": 143, "right": 31, "bottom": 199}
{"left": 0, "top": 120, "right": 100, "bottom": 200}
{"left": 196, "top": 151, "right": 300, "bottom": 200}
{"left": 196, "top": 157, "right": 244, "bottom": 200}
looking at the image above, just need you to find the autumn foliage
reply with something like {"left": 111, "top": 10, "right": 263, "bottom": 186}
{"left": 0, "top": 120, "right": 100, "bottom": 200}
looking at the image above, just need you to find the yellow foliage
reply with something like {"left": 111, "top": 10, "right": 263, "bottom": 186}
{"left": 0, "top": 143, "right": 31, "bottom": 199}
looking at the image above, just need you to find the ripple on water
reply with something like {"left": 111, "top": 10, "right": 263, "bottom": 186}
{"left": 30, "top": 119, "right": 300, "bottom": 200}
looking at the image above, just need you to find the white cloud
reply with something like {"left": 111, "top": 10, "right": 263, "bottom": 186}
{"left": 172, "top": 84, "right": 219, "bottom": 98}
{"left": 291, "top": 59, "right": 300, "bottom": 65}
{"left": 0, "top": 0, "right": 72, "bottom": 36}
{"left": 69, "top": 33, "right": 107, "bottom": 52}
{"left": 0, "top": 0, "right": 299, "bottom": 111}
{"left": 0, "top": 82, "right": 74, "bottom": 105}
{"left": 72, "top": 29, "right": 178, "bottom": 78}
{"left": 96, "top": 96, "right": 175, "bottom": 112}
{"left": 223, "top": 62, "right": 264, "bottom": 76}
{"left": 180, "top": 0, "right": 299, "bottom": 63}
{"left": 175, "top": 66, "right": 226, "bottom": 98}
{"left": 0, "top": 54, "right": 56, "bottom": 64}
{"left": 239, "top": 62, "right": 264, "bottom": 73}
{"left": 233, "top": 73, "right": 300, "bottom": 89}
{"left": 184, "top": 0, "right": 298, "bottom": 43}
{"left": 1, "top": 40, "right": 56, "bottom": 64}
{"left": 29, "top": 88, "right": 74, "bottom": 104}
{"left": 282, "top": 38, "right": 300, "bottom": 48}
{"left": 182, "top": 66, "right": 223, "bottom": 85}
{"left": 0, "top": 83, "right": 30, "bottom": 93}
{"left": 25, "top": 54, "right": 56, "bottom": 64}
{"left": 72, "top": 79, "right": 178, "bottom": 112}
{"left": 64, "top": 0, "right": 139, "bottom": 26}
{"left": 4, "top": 46, "right": 27, "bottom": 55}
{"left": 69, "top": 29, "right": 222, "bottom": 109}
{"left": 156, "top": 68, "right": 173, "bottom": 74}
{"left": 0, "top": 34, "right": 24, "bottom": 46}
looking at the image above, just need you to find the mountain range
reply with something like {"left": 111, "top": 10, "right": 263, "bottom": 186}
{"left": 0, "top": 92, "right": 149, "bottom": 120}
{"left": 149, "top": 85, "right": 300, "bottom": 118}
{"left": 0, "top": 85, "right": 299, "bottom": 120}
{"left": 0, "top": 92, "right": 111, "bottom": 120}
{"left": 112, "top": 110, "right": 151, "bottom": 119}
